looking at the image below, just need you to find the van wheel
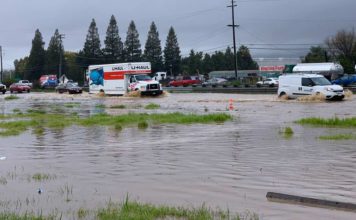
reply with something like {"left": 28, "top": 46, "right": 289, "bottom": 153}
{"left": 279, "top": 92, "right": 288, "bottom": 99}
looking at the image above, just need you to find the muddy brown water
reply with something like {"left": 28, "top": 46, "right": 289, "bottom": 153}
{"left": 0, "top": 92, "right": 356, "bottom": 219}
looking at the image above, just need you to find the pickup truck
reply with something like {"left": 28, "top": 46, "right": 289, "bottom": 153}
{"left": 168, "top": 76, "right": 201, "bottom": 87}
{"left": 18, "top": 80, "right": 33, "bottom": 88}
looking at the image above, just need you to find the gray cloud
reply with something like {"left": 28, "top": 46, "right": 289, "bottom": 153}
{"left": 1, "top": 0, "right": 356, "bottom": 69}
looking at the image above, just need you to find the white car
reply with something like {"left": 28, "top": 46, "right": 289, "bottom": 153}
{"left": 202, "top": 78, "right": 228, "bottom": 87}
{"left": 278, "top": 73, "right": 344, "bottom": 100}
{"left": 18, "top": 80, "right": 33, "bottom": 88}
{"left": 0, "top": 83, "right": 6, "bottom": 94}
{"left": 256, "top": 78, "right": 279, "bottom": 87}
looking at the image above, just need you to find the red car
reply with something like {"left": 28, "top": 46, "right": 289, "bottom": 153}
{"left": 168, "top": 76, "right": 201, "bottom": 87}
{"left": 9, "top": 83, "right": 31, "bottom": 93}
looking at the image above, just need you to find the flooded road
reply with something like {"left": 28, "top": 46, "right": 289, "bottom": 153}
{"left": 0, "top": 92, "right": 356, "bottom": 219}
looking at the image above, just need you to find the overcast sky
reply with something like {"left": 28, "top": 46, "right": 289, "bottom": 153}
{"left": 1, "top": 0, "right": 356, "bottom": 69}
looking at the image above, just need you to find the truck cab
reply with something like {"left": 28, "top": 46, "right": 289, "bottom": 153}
{"left": 128, "top": 74, "right": 163, "bottom": 96}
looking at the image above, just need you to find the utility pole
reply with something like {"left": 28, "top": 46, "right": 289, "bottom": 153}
{"left": 0, "top": 46, "right": 3, "bottom": 82}
{"left": 58, "top": 34, "right": 65, "bottom": 81}
{"left": 227, "top": 0, "right": 239, "bottom": 79}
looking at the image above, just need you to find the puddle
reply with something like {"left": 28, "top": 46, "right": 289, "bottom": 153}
{"left": 0, "top": 92, "right": 356, "bottom": 219}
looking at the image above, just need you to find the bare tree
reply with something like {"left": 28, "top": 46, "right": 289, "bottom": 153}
{"left": 325, "top": 29, "right": 356, "bottom": 59}
{"left": 325, "top": 29, "right": 356, "bottom": 73}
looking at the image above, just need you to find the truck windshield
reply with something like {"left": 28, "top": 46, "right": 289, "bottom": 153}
{"left": 135, "top": 75, "right": 151, "bottom": 81}
{"left": 311, "top": 77, "right": 332, "bottom": 86}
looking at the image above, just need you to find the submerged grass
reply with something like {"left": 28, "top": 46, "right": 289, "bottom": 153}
{"left": 0, "top": 112, "right": 232, "bottom": 137}
{"left": 319, "top": 134, "right": 356, "bottom": 140}
{"left": 144, "top": 103, "right": 160, "bottom": 110}
{"left": 0, "top": 199, "right": 258, "bottom": 220}
{"left": 296, "top": 117, "right": 356, "bottom": 128}
{"left": 31, "top": 173, "right": 56, "bottom": 182}
{"left": 280, "top": 127, "right": 294, "bottom": 138}
{"left": 138, "top": 121, "right": 148, "bottom": 129}
{"left": 110, "top": 104, "right": 126, "bottom": 109}
{"left": 97, "top": 199, "right": 258, "bottom": 220}
{"left": 4, "top": 95, "right": 19, "bottom": 101}
{"left": 64, "top": 103, "right": 81, "bottom": 108}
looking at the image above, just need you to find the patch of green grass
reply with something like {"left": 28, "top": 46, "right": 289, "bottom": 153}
{"left": 77, "top": 208, "right": 89, "bottom": 219}
{"left": 319, "top": 134, "right": 356, "bottom": 140}
{"left": 138, "top": 121, "right": 148, "bottom": 129}
{"left": 280, "top": 127, "right": 294, "bottom": 138}
{"left": 114, "top": 124, "right": 123, "bottom": 131}
{"left": 95, "top": 104, "right": 106, "bottom": 109}
{"left": 64, "top": 103, "right": 81, "bottom": 108}
{"left": 0, "top": 198, "right": 258, "bottom": 220}
{"left": 4, "top": 95, "right": 19, "bottom": 101}
{"left": 12, "top": 109, "right": 21, "bottom": 113}
{"left": 27, "top": 109, "right": 47, "bottom": 114}
{"left": 97, "top": 198, "right": 258, "bottom": 220}
{"left": 0, "top": 120, "right": 38, "bottom": 137}
{"left": 0, "top": 112, "right": 232, "bottom": 137}
{"left": 31, "top": 173, "right": 56, "bottom": 182}
{"left": 145, "top": 103, "right": 160, "bottom": 110}
{"left": 0, "top": 213, "right": 48, "bottom": 220}
{"left": 110, "top": 105, "right": 126, "bottom": 109}
{"left": 296, "top": 117, "right": 356, "bottom": 128}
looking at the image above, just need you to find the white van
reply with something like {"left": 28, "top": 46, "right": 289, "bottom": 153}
{"left": 278, "top": 74, "right": 344, "bottom": 100}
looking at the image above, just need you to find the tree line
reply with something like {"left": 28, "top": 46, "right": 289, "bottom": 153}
{"left": 13, "top": 15, "right": 258, "bottom": 84}
{"left": 302, "top": 29, "right": 356, "bottom": 73}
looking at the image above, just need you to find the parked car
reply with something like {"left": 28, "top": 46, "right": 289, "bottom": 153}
{"left": 0, "top": 83, "right": 6, "bottom": 94}
{"left": 55, "top": 83, "right": 83, "bottom": 94}
{"left": 332, "top": 74, "right": 356, "bottom": 87}
{"left": 9, "top": 83, "right": 31, "bottom": 93}
{"left": 256, "top": 78, "right": 279, "bottom": 87}
{"left": 18, "top": 80, "right": 33, "bottom": 88}
{"left": 202, "top": 78, "right": 228, "bottom": 87}
{"left": 168, "top": 76, "right": 201, "bottom": 87}
{"left": 278, "top": 74, "right": 344, "bottom": 100}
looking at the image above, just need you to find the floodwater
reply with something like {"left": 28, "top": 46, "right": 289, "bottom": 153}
{"left": 0, "top": 92, "right": 356, "bottom": 220}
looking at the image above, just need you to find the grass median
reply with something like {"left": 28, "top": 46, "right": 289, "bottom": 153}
{"left": 0, "top": 111, "right": 232, "bottom": 137}
{"left": 296, "top": 117, "right": 356, "bottom": 128}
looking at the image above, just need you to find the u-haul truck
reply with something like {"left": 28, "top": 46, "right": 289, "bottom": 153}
{"left": 87, "top": 62, "right": 163, "bottom": 95}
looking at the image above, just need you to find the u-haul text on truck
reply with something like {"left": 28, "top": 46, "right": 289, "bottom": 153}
{"left": 87, "top": 62, "right": 163, "bottom": 95}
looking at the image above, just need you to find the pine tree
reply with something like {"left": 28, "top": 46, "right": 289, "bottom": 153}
{"left": 79, "top": 19, "right": 102, "bottom": 67}
{"left": 237, "top": 45, "right": 258, "bottom": 70}
{"left": 224, "top": 47, "right": 235, "bottom": 70}
{"left": 103, "top": 15, "right": 123, "bottom": 63}
{"left": 164, "top": 27, "right": 181, "bottom": 76}
{"left": 46, "top": 29, "right": 66, "bottom": 77}
{"left": 26, "top": 29, "right": 46, "bottom": 81}
{"left": 144, "top": 22, "right": 163, "bottom": 73}
{"left": 202, "top": 53, "right": 213, "bottom": 74}
{"left": 124, "top": 21, "right": 142, "bottom": 62}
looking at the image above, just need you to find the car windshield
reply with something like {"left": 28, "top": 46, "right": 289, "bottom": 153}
{"left": 135, "top": 75, "right": 151, "bottom": 81}
{"left": 311, "top": 77, "right": 331, "bottom": 86}
{"left": 66, "top": 83, "right": 77, "bottom": 87}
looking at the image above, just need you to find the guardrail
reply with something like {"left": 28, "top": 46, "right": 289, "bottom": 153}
{"left": 164, "top": 86, "right": 356, "bottom": 94}
{"left": 164, "top": 86, "right": 277, "bottom": 94}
